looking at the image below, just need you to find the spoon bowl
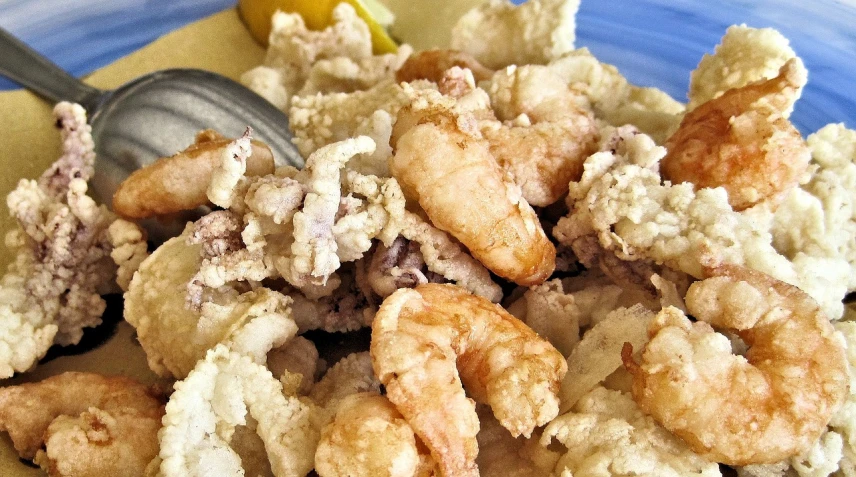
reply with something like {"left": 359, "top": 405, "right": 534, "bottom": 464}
{"left": 0, "top": 27, "right": 302, "bottom": 241}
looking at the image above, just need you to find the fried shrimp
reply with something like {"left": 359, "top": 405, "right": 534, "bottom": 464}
{"left": 390, "top": 106, "right": 556, "bottom": 286}
{"left": 112, "top": 129, "right": 274, "bottom": 219}
{"left": 315, "top": 392, "right": 435, "bottom": 477}
{"left": 624, "top": 265, "right": 849, "bottom": 465}
{"left": 371, "top": 283, "right": 567, "bottom": 477}
{"left": 482, "top": 64, "right": 599, "bottom": 206}
{"left": 661, "top": 59, "right": 811, "bottom": 210}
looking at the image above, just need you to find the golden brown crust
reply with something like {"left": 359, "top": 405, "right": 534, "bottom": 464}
{"left": 112, "top": 130, "right": 275, "bottom": 219}
{"left": 662, "top": 59, "right": 810, "bottom": 211}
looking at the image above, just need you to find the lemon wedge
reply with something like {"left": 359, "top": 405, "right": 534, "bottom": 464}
{"left": 238, "top": 0, "right": 397, "bottom": 54}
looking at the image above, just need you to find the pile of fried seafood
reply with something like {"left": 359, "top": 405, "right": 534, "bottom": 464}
{"left": 1, "top": 0, "right": 855, "bottom": 476}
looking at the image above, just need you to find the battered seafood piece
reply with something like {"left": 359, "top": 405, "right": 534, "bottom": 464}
{"left": 542, "top": 386, "right": 722, "bottom": 477}
{"left": 688, "top": 25, "right": 800, "bottom": 111}
{"left": 390, "top": 106, "right": 556, "bottom": 286}
{"left": 0, "top": 372, "right": 164, "bottom": 476}
{"left": 662, "top": 59, "right": 810, "bottom": 210}
{"left": 107, "top": 219, "right": 149, "bottom": 292}
{"left": 396, "top": 49, "right": 494, "bottom": 85}
{"left": 157, "top": 345, "right": 320, "bottom": 477}
{"left": 289, "top": 80, "right": 438, "bottom": 170}
{"left": 624, "top": 265, "right": 849, "bottom": 465}
{"left": 506, "top": 279, "right": 581, "bottom": 357}
{"left": 772, "top": 123, "right": 856, "bottom": 292}
{"left": 371, "top": 284, "right": 567, "bottom": 477}
{"left": 240, "top": 3, "right": 373, "bottom": 110}
{"left": 276, "top": 136, "right": 377, "bottom": 287}
{"left": 124, "top": 227, "right": 298, "bottom": 378}
{"left": 554, "top": 125, "right": 849, "bottom": 319}
{"left": 482, "top": 64, "right": 599, "bottom": 206}
{"left": 366, "top": 237, "right": 434, "bottom": 298}
{"left": 451, "top": 0, "right": 581, "bottom": 69}
{"left": 299, "top": 45, "right": 413, "bottom": 98}
{"left": 112, "top": 129, "right": 275, "bottom": 219}
{"left": 315, "top": 393, "right": 435, "bottom": 477}
{"left": 398, "top": 211, "right": 503, "bottom": 302}
{"left": 0, "top": 102, "right": 117, "bottom": 378}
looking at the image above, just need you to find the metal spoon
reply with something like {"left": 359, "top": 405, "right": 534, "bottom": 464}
{"left": 0, "top": 27, "right": 303, "bottom": 241}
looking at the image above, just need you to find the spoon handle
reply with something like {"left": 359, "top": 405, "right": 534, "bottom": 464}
{"left": 0, "top": 27, "right": 102, "bottom": 108}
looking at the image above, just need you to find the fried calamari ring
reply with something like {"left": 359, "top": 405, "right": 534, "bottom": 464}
{"left": 158, "top": 345, "right": 320, "bottom": 477}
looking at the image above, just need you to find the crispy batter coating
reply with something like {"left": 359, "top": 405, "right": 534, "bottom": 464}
{"left": 451, "top": 0, "right": 581, "bottom": 69}
{"left": 289, "top": 80, "right": 438, "bottom": 162}
{"left": 396, "top": 49, "right": 494, "bottom": 85}
{"left": 371, "top": 284, "right": 567, "bottom": 477}
{"left": 554, "top": 125, "right": 850, "bottom": 319}
{"left": 309, "top": 352, "right": 381, "bottom": 410}
{"left": 475, "top": 405, "right": 546, "bottom": 477}
{"left": 625, "top": 266, "right": 849, "bottom": 465}
{"left": 0, "top": 102, "right": 116, "bottom": 378}
{"left": 300, "top": 45, "right": 413, "bottom": 98}
{"left": 125, "top": 227, "right": 297, "bottom": 378}
{"left": 276, "top": 136, "right": 376, "bottom": 288}
{"left": 36, "top": 406, "right": 163, "bottom": 477}
{"left": 560, "top": 304, "right": 653, "bottom": 412}
{"left": 240, "top": 3, "right": 373, "bottom": 110}
{"left": 107, "top": 219, "right": 149, "bottom": 292}
{"left": 482, "top": 64, "right": 600, "bottom": 206}
{"left": 0, "top": 372, "right": 163, "bottom": 474}
{"left": 689, "top": 25, "right": 800, "bottom": 112}
{"left": 157, "top": 345, "right": 321, "bottom": 477}
{"left": 505, "top": 279, "right": 581, "bottom": 357}
{"left": 547, "top": 48, "right": 685, "bottom": 144}
{"left": 663, "top": 59, "right": 810, "bottom": 211}
{"left": 772, "top": 123, "right": 856, "bottom": 292}
{"left": 112, "top": 129, "right": 274, "bottom": 219}
{"left": 543, "top": 386, "right": 722, "bottom": 477}
{"left": 315, "top": 393, "right": 434, "bottom": 477}
{"left": 267, "top": 336, "right": 321, "bottom": 395}
{"left": 391, "top": 105, "right": 556, "bottom": 286}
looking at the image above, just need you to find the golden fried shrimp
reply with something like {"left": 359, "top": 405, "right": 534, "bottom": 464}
{"left": 482, "top": 65, "right": 599, "bottom": 207}
{"left": 661, "top": 59, "right": 810, "bottom": 210}
{"left": 371, "top": 284, "right": 567, "bottom": 477}
{"left": 112, "top": 129, "right": 275, "bottom": 219}
{"left": 0, "top": 372, "right": 164, "bottom": 461}
{"left": 390, "top": 106, "right": 556, "bottom": 286}
{"left": 395, "top": 49, "right": 494, "bottom": 85}
{"left": 624, "top": 265, "right": 849, "bottom": 465}
{"left": 315, "top": 392, "right": 435, "bottom": 477}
